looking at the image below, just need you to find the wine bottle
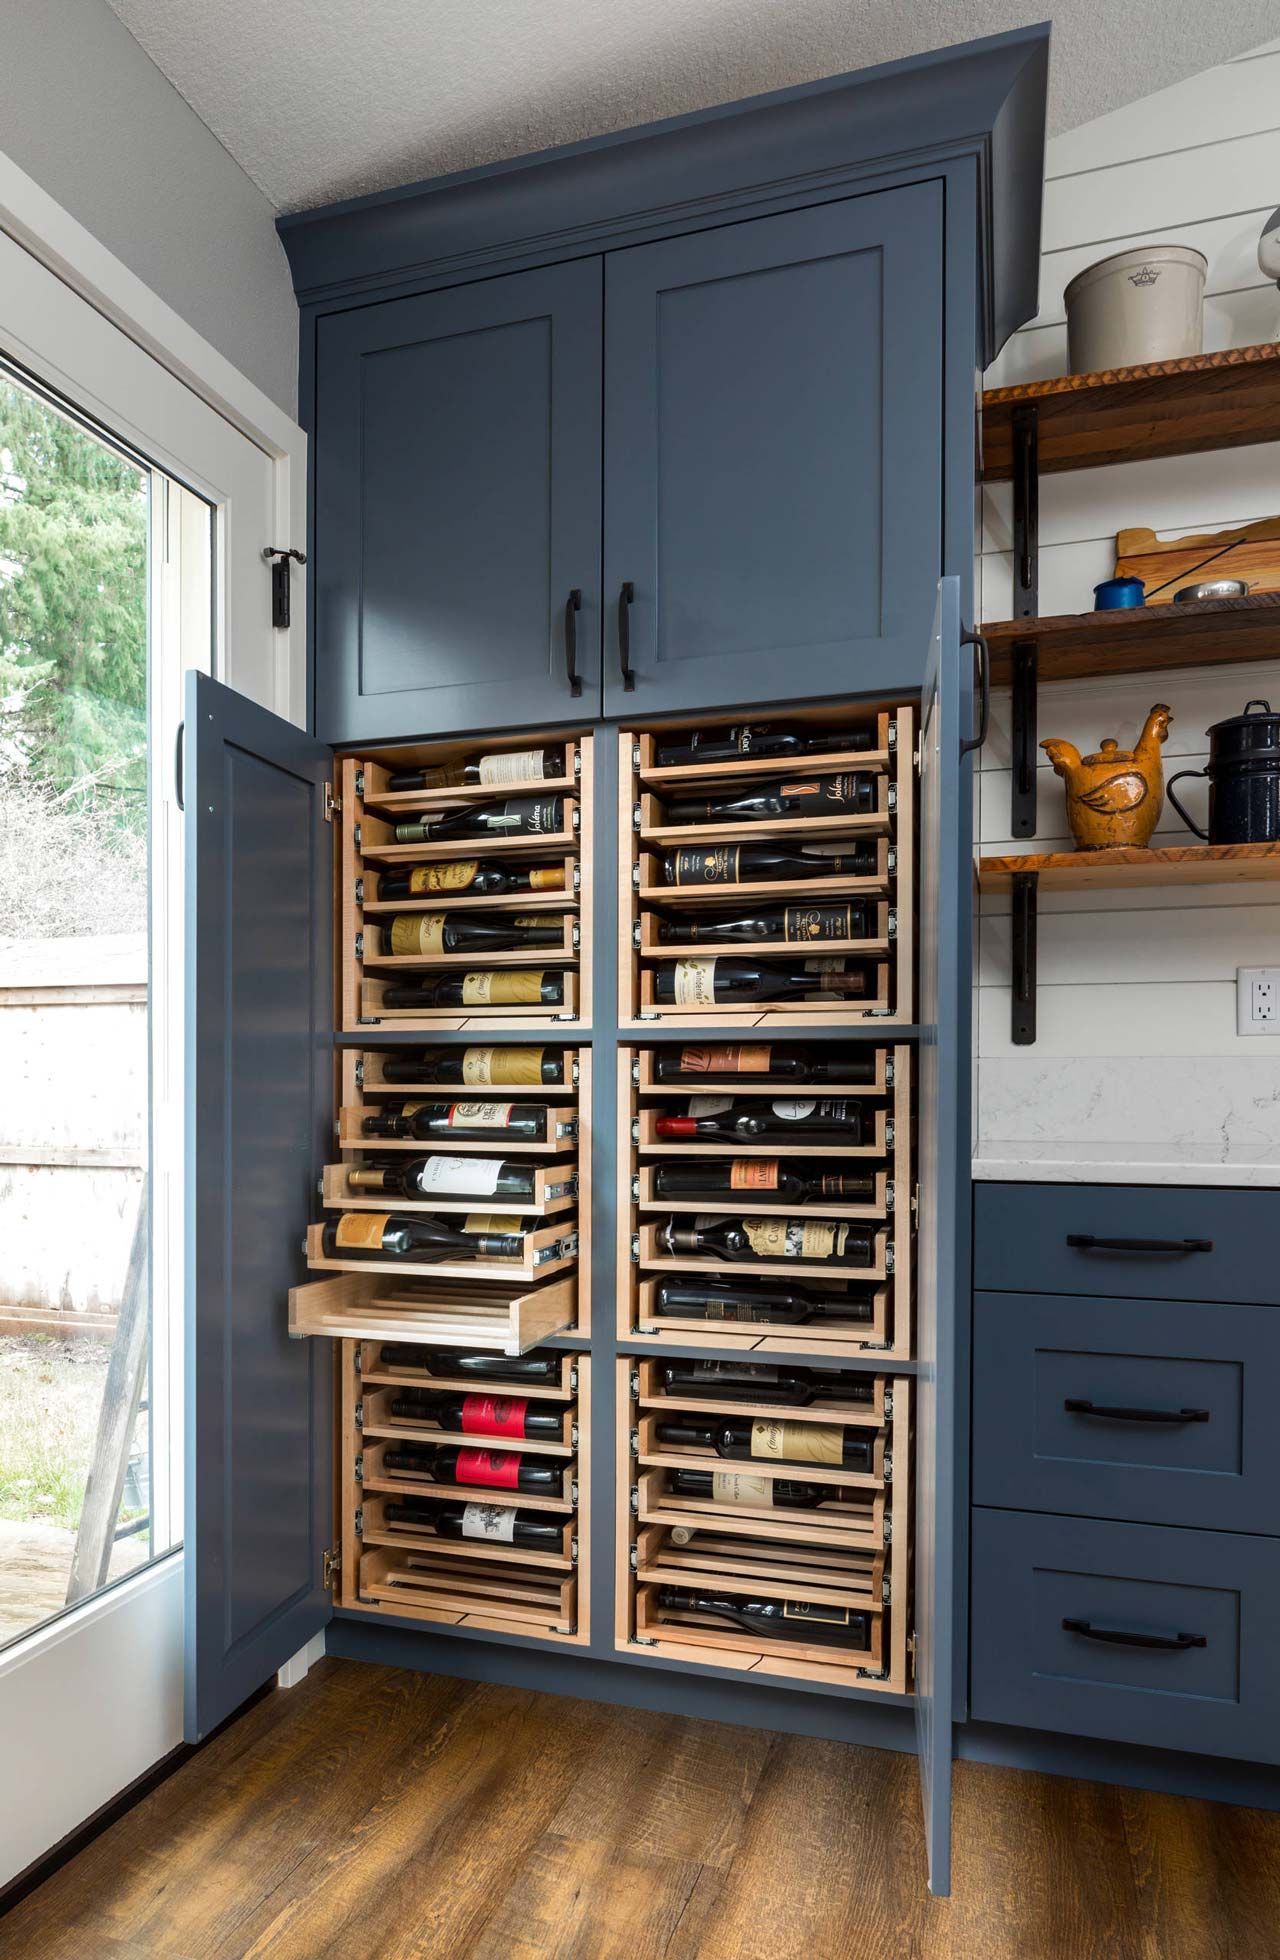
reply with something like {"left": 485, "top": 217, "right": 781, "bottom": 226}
{"left": 668, "top": 1467, "right": 842, "bottom": 1508}
{"left": 376, "top": 1346, "right": 565, "bottom": 1384}
{"left": 380, "top": 1046, "right": 567, "bottom": 1088}
{"left": 655, "top": 1097, "right": 866, "bottom": 1145}
{"left": 380, "top": 970, "right": 565, "bottom": 1009}
{"left": 655, "top": 1586, "right": 871, "bottom": 1650}
{"left": 659, "top": 1215, "right": 874, "bottom": 1266}
{"left": 361, "top": 1101, "right": 554, "bottom": 1143}
{"left": 654, "top": 1278, "right": 875, "bottom": 1325}
{"left": 384, "top": 1497, "right": 565, "bottom": 1550}
{"left": 376, "top": 861, "right": 567, "bottom": 900}
{"left": 655, "top": 901, "right": 873, "bottom": 946}
{"left": 321, "top": 1213, "right": 527, "bottom": 1262}
{"left": 652, "top": 1159, "right": 874, "bottom": 1204}
{"left": 393, "top": 794, "right": 567, "bottom": 845}
{"left": 653, "top": 1044, "right": 876, "bottom": 1085}
{"left": 661, "top": 773, "right": 875, "bottom": 827}
{"left": 655, "top": 724, "right": 874, "bottom": 766}
{"left": 347, "top": 1155, "right": 536, "bottom": 1202}
{"left": 651, "top": 958, "right": 873, "bottom": 1007}
{"left": 381, "top": 1442, "right": 562, "bottom": 1492}
{"left": 378, "top": 912, "right": 566, "bottom": 956}
{"left": 658, "top": 1360, "right": 874, "bottom": 1406}
{"left": 659, "top": 843, "right": 878, "bottom": 887}
{"left": 655, "top": 1417, "right": 872, "bottom": 1472}
{"left": 388, "top": 747, "right": 565, "bottom": 792}
{"left": 388, "top": 1390, "right": 564, "bottom": 1440}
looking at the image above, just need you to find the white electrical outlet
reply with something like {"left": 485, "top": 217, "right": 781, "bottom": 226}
{"left": 1237, "top": 967, "right": 1280, "bottom": 1035}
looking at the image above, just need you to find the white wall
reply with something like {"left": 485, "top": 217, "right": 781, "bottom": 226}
{"left": 977, "top": 39, "right": 1280, "bottom": 1172}
{"left": 0, "top": 0, "right": 297, "bottom": 414}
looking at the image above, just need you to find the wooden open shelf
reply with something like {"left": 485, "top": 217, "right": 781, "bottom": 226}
{"left": 978, "top": 841, "right": 1280, "bottom": 894}
{"left": 981, "top": 342, "right": 1280, "bottom": 480}
{"left": 983, "top": 590, "right": 1280, "bottom": 687}
{"left": 288, "top": 1271, "right": 577, "bottom": 1353}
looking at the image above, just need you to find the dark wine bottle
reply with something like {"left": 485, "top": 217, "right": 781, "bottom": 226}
{"left": 380, "top": 970, "right": 565, "bottom": 1010}
{"left": 388, "top": 747, "right": 564, "bottom": 792}
{"left": 382, "top": 1442, "right": 562, "bottom": 1493}
{"left": 654, "top": 1278, "right": 875, "bottom": 1325}
{"left": 655, "top": 1097, "right": 865, "bottom": 1145}
{"left": 377, "top": 860, "right": 567, "bottom": 900}
{"left": 651, "top": 958, "right": 873, "bottom": 1007}
{"left": 659, "top": 1215, "right": 873, "bottom": 1266}
{"left": 659, "top": 842, "right": 879, "bottom": 887}
{"left": 379, "top": 1045, "right": 567, "bottom": 1088}
{"left": 392, "top": 794, "right": 568, "bottom": 845}
{"left": 384, "top": 1497, "right": 565, "bottom": 1550}
{"left": 655, "top": 724, "right": 874, "bottom": 766}
{"left": 653, "top": 1044, "right": 877, "bottom": 1085}
{"left": 379, "top": 912, "right": 566, "bottom": 957}
{"left": 361, "top": 1101, "right": 553, "bottom": 1143}
{"left": 655, "top": 901, "right": 873, "bottom": 946}
{"left": 658, "top": 1360, "right": 874, "bottom": 1406}
{"left": 376, "top": 1346, "right": 565, "bottom": 1384}
{"left": 347, "top": 1155, "right": 536, "bottom": 1202}
{"left": 655, "top": 1417, "right": 872, "bottom": 1472}
{"left": 388, "top": 1390, "right": 564, "bottom": 1441}
{"left": 668, "top": 1467, "right": 842, "bottom": 1508}
{"left": 656, "top": 1586, "right": 871, "bottom": 1650}
{"left": 321, "top": 1213, "right": 526, "bottom": 1262}
{"left": 653, "top": 1159, "right": 874, "bottom": 1203}
{"left": 661, "top": 773, "right": 875, "bottom": 827}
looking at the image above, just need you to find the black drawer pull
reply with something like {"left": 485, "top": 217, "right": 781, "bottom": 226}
{"left": 564, "top": 588, "right": 583, "bottom": 697}
{"left": 618, "top": 580, "right": 636, "bottom": 691}
{"left": 1064, "top": 1398, "right": 1210, "bottom": 1425}
{"left": 1062, "top": 1617, "right": 1206, "bottom": 1653}
{"left": 1066, "top": 1234, "right": 1213, "bottom": 1255}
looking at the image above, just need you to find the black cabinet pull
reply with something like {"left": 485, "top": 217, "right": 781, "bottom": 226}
{"left": 564, "top": 588, "right": 583, "bottom": 698}
{"left": 959, "top": 626, "right": 990, "bottom": 756}
{"left": 1064, "top": 1398, "right": 1210, "bottom": 1425}
{"left": 1062, "top": 1617, "right": 1206, "bottom": 1652}
{"left": 175, "top": 720, "right": 185, "bottom": 812}
{"left": 618, "top": 580, "right": 636, "bottom": 692}
{"left": 1066, "top": 1234, "right": 1213, "bottom": 1255}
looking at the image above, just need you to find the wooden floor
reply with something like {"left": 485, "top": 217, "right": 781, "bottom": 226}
{"left": 3, "top": 1658, "right": 1279, "bottom": 1960}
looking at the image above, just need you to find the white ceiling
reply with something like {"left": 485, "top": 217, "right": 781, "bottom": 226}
{"left": 106, "top": 0, "right": 1279, "bottom": 214}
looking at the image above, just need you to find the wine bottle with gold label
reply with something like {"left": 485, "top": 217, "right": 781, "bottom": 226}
{"left": 380, "top": 970, "right": 565, "bottom": 1009}
{"left": 653, "top": 1044, "right": 876, "bottom": 1084}
{"left": 655, "top": 901, "right": 873, "bottom": 945}
{"left": 379, "top": 1046, "right": 566, "bottom": 1087}
{"left": 361, "top": 1102, "right": 554, "bottom": 1142}
{"left": 660, "top": 844, "right": 878, "bottom": 887}
{"left": 379, "top": 913, "right": 566, "bottom": 957}
{"left": 659, "top": 1215, "right": 874, "bottom": 1266}
{"left": 655, "top": 1586, "right": 871, "bottom": 1650}
{"left": 376, "top": 860, "right": 567, "bottom": 900}
{"left": 320, "top": 1212, "right": 528, "bottom": 1262}
{"left": 655, "top": 1417, "right": 873, "bottom": 1472}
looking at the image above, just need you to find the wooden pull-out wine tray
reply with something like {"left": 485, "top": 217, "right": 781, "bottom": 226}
{"left": 362, "top": 856, "right": 579, "bottom": 913}
{"left": 635, "top": 1220, "right": 890, "bottom": 1286}
{"left": 358, "top": 741, "right": 582, "bottom": 817}
{"left": 338, "top": 1101, "right": 580, "bottom": 1155}
{"left": 305, "top": 1219, "right": 578, "bottom": 1285}
{"left": 321, "top": 1161, "right": 578, "bottom": 1219}
{"left": 630, "top": 1045, "right": 893, "bottom": 1098}
{"left": 634, "top": 1102, "right": 889, "bottom": 1159}
{"left": 358, "top": 1384, "right": 577, "bottom": 1453}
{"left": 289, "top": 1271, "right": 577, "bottom": 1352}
{"left": 633, "top": 1357, "right": 889, "bottom": 1427}
{"left": 354, "top": 1046, "right": 582, "bottom": 1097}
{"left": 634, "top": 1164, "right": 889, "bottom": 1222}
{"left": 361, "top": 912, "right": 578, "bottom": 970}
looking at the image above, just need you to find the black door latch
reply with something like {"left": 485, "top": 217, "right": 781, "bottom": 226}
{"left": 264, "top": 546, "right": 307, "bottom": 629}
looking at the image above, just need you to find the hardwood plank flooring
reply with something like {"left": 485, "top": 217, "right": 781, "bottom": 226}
{"left": 2, "top": 1658, "right": 1278, "bottom": 1960}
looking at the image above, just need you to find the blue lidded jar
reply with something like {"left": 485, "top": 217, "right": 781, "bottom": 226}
{"left": 1093, "top": 576, "right": 1146, "bottom": 610}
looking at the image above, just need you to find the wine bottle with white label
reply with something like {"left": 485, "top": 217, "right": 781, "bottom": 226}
{"left": 655, "top": 1098, "right": 865, "bottom": 1145}
{"left": 380, "top": 1046, "right": 567, "bottom": 1088}
{"left": 388, "top": 1391, "right": 564, "bottom": 1441}
{"left": 376, "top": 1346, "right": 565, "bottom": 1384}
{"left": 383, "top": 1497, "right": 565, "bottom": 1550}
{"left": 655, "top": 724, "right": 874, "bottom": 766}
{"left": 378, "top": 912, "right": 566, "bottom": 957}
{"left": 377, "top": 860, "right": 567, "bottom": 900}
{"left": 655, "top": 1417, "right": 873, "bottom": 1472}
{"left": 362, "top": 1102, "right": 553, "bottom": 1143}
{"left": 388, "top": 747, "right": 565, "bottom": 792}
{"left": 381, "top": 1442, "right": 562, "bottom": 1493}
{"left": 320, "top": 1213, "right": 529, "bottom": 1262}
{"left": 380, "top": 970, "right": 566, "bottom": 1010}
{"left": 652, "top": 1160, "right": 874, "bottom": 1203}
{"left": 653, "top": 1044, "right": 877, "bottom": 1084}
{"left": 668, "top": 1467, "right": 842, "bottom": 1508}
{"left": 651, "top": 958, "right": 874, "bottom": 1007}
{"left": 347, "top": 1156, "right": 536, "bottom": 1202}
{"left": 655, "top": 1586, "right": 871, "bottom": 1650}
{"left": 655, "top": 901, "right": 874, "bottom": 946}
{"left": 659, "top": 843, "right": 879, "bottom": 887}
{"left": 658, "top": 1361, "right": 875, "bottom": 1406}
{"left": 393, "top": 794, "right": 567, "bottom": 845}
{"left": 660, "top": 773, "right": 876, "bottom": 827}
{"left": 659, "top": 1215, "right": 874, "bottom": 1266}
{"left": 654, "top": 1278, "right": 875, "bottom": 1325}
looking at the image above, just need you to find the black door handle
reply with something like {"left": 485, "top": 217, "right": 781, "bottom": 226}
{"left": 618, "top": 580, "right": 636, "bottom": 692}
{"left": 1062, "top": 1617, "right": 1206, "bottom": 1652}
{"left": 564, "top": 588, "right": 583, "bottom": 698}
{"left": 1066, "top": 1234, "right": 1213, "bottom": 1254}
{"left": 959, "top": 626, "right": 990, "bottom": 756}
{"left": 175, "top": 720, "right": 185, "bottom": 811}
{"left": 1064, "top": 1398, "right": 1210, "bottom": 1425}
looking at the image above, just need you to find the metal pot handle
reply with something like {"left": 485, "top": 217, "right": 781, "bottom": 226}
{"left": 1245, "top": 699, "right": 1273, "bottom": 716}
{"left": 1166, "top": 768, "right": 1209, "bottom": 840}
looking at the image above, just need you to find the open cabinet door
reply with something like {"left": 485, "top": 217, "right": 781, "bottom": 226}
{"left": 913, "top": 577, "right": 966, "bottom": 1893}
{"left": 184, "top": 670, "right": 335, "bottom": 1740}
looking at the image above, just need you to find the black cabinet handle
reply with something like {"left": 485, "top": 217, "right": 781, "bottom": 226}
{"left": 1064, "top": 1398, "right": 1210, "bottom": 1425}
{"left": 618, "top": 580, "right": 636, "bottom": 692}
{"left": 564, "top": 588, "right": 583, "bottom": 698}
{"left": 1066, "top": 1234, "right": 1213, "bottom": 1254}
{"left": 1062, "top": 1617, "right": 1206, "bottom": 1652}
{"left": 959, "top": 626, "right": 990, "bottom": 756}
{"left": 175, "top": 720, "right": 185, "bottom": 811}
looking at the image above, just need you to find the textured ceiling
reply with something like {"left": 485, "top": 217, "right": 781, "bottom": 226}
{"left": 106, "top": 0, "right": 1278, "bottom": 213}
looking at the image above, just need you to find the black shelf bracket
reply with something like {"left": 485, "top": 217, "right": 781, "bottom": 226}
{"left": 1010, "top": 639, "right": 1038, "bottom": 836}
{"left": 1009, "top": 403, "right": 1040, "bottom": 839}
{"left": 1011, "top": 870, "right": 1038, "bottom": 1045}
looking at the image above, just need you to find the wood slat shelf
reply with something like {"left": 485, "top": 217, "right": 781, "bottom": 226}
{"left": 288, "top": 1271, "right": 577, "bottom": 1352}
{"left": 978, "top": 842, "right": 1280, "bottom": 893}
{"left": 981, "top": 342, "right": 1280, "bottom": 480}
{"left": 983, "top": 590, "right": 1280, "bottom": 687}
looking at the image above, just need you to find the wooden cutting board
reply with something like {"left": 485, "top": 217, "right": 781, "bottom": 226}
{"left": 1115, "top": 514, "right": 1280, "bottom": 604}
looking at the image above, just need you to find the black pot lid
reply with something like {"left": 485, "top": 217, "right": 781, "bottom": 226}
{"left": 1208, "top": 698, "right": 1276, "bottom": 733}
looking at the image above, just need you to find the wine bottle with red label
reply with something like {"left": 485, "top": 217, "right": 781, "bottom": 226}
{"left": 655, "top": 1417, "right": 873, "bottom": 1472}
{"left": 651, "top": 959, "right": 873, "bottom": 1007}
{"left": 652, "top": 1159, "right": 874, "bottom": 1203}
{"left": 659, "top": 1215, "right": 874, "bottom": 1266}
{"left": 387, "top": 1391, "right": 564, "bottom": 1441}
{"left": 654, "top": 1278, "right": 876, "bottom": 1325}
{"left": 383, "top": 1497, "right": 565, "bottom": 1550}
{"left": 654, "top": 901, "right": 874, "bottom": 945}
{"left": 381, "top": 1442, "right": 563, "bottom": 1492}
{"left": 653, "top": 1044, "right": 877, "bottom": 1084}
{"left": 659, "top": 843, "right": 879, "bottom": 887}
{"left": 380, "top": 970, "right": 566, "bottom": 1010}
{"left": 657, "top": 1360, "right": 875, "bottom": 1406}
{"left": 654, "top": 1098, "right": 866, "bottom": 1145}
{"left": 660, "top": 773, "right": 876, "bottom": 827}
{"left": 655, "top": 1586, "right": 871, "bottom": 1650}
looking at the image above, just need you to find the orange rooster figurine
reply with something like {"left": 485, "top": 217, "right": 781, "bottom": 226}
{"left": 1041, "top": 705, "right": 1172, "bottom": 850}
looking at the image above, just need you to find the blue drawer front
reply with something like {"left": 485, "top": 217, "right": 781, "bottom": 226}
{"left": 974, "top": 1183, "right": 1279, "bottom": 1304}
{"left": 973, "top": 1293, "right": 1280, "bottom": 1533}
{"left": 971, "top": 1509, "right": 1280, "bottom": 1761}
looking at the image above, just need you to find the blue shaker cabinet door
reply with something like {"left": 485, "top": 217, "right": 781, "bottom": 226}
{"left": 314, "top": 258, "right": 603, "bottom": 743}
{"left": 602, "top": 184, "right": 943, "bottom": 715}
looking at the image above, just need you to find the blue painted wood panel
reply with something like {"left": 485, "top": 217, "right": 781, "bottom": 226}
{"left": 184, "top": 672, "right": 334, "bottom": 1740}
{"left": 974, "top": 1292, "right": 1280, "bottom": 1534}
{"left": 602, "top": 185, "right": 943, "bottom": 714}
{"left": 314, "top": 258, "right": 603, "bottom": 742}
{"left": 971, "top": 1508, "right": 1280, "bottom": 1763}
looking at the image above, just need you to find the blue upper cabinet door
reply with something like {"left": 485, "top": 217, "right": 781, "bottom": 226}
{"left": 602, "top": 185, "right": 943, "bottom": 715}
{"left": 314, "top": 258, "right": 603, "bottom": 743}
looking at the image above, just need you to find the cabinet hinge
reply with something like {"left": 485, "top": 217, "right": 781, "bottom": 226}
{"left": 323, "top": 783, "right": 341, "bottom": 823}
{"left": 322, "top": 1545, "right": 341, "bottom": 1589}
